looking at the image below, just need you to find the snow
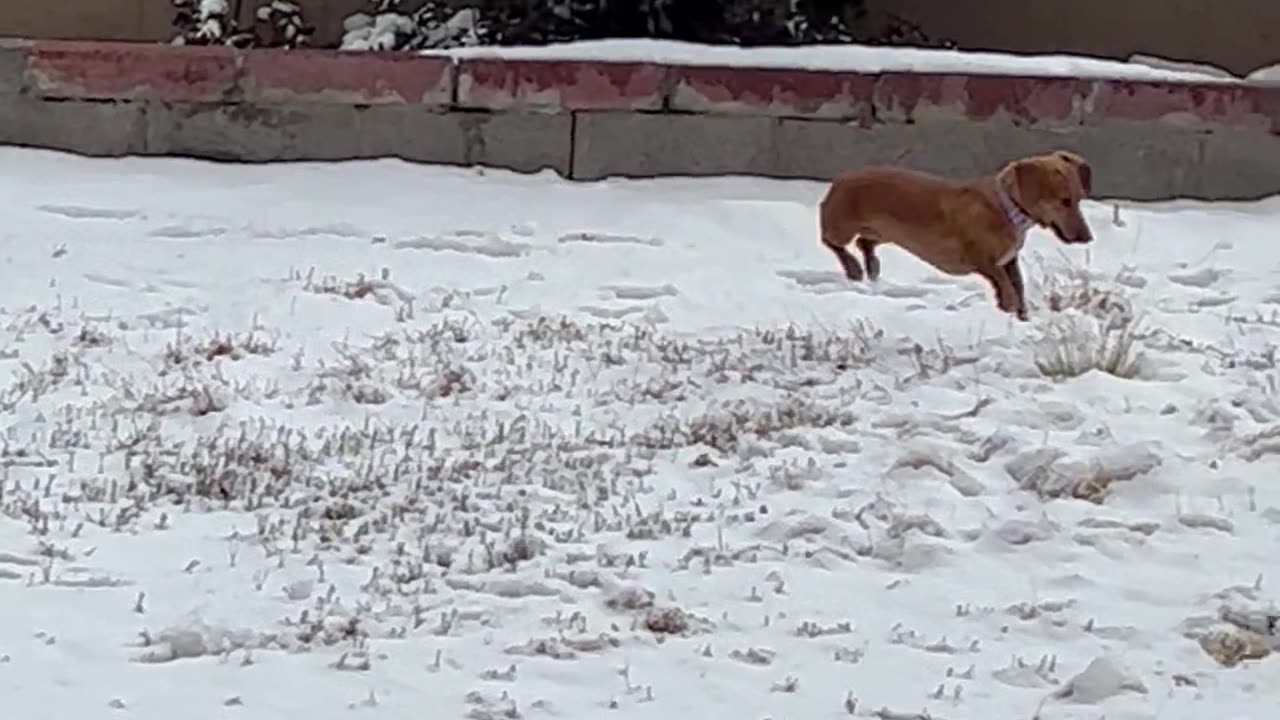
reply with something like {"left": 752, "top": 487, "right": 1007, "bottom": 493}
{"left": 424, "top": 37, "right": 1253, "bottom": 84}
{"left": 2, "top": 146, "right": 1280, "bottom": 720}
{"left": 1248, "top": 63, "right": 1280, "bottom": 84}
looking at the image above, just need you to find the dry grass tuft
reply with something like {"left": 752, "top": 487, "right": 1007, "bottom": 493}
{"left": 1034, "top": 311, "right": 1147, "bottom": 380}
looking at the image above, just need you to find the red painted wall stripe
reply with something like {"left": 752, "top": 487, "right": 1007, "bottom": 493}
{"left": 455, "top": 59, "right": 666, "bottom": 112}
{"left": 27, "top": 40, "right": 237, "bottom": 102}
{"left": 241, "top": 49, "right": 453, "bottom": 106}
{"left": 9, "top": 40, "right": 1280, "bottom": 133}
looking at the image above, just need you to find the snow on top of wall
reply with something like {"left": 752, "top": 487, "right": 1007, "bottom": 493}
{"left": 423, "top": 37, "right": 1251, "bottom": 84}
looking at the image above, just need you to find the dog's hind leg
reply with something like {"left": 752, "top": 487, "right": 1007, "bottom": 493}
{"left": 855, "top": 236, "right": 882, "bottom": 281}
{"left": 820, "top": 231, "right": 865, "bottom": 282}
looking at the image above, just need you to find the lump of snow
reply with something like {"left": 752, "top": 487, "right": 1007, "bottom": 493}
{"left": 505, "top": 637, "right": 576, "bottom": 660}
{"left": 1126, "top": 53, "right": 1237, "bottom": 80}
{"left": 991, "top": 516, "right": 1058, "bottom": 545}
{"left": 445, "top": 575, "right": 564, "bottom": 599}
{"left": 604, "top": 583, "right": 655, "bottom": 612}
{"left": 1249, "top": 63, "right": 1280, "bottom": 83}
{"left": 1006, "top": 442, "right": 1162, "bottom": 503}
{"left": 1052, "top": 655, "right": 1147, "bottom": 703}
{"left": 888, "top": 441, "right": 987, "bottom": 497}
{"left": 160, "top": 628, "right": 207, "bottom": 660}
{"left": 644, "top": 606, "right": 691, "bottom": 635}
{"left": 1167, "top": 266, "right": 1224, "bottom": 288}
{"left": 342, "top": 12, "right": 372, "bottom": 32}
{"left": 133, "top": 617, "right": 258, "bottom": 663}
{"left": 643, "top": 605, "right": 712, "bottom": 636}
{"left": 1199, "top": 629, "right": 1274, "bottom": 667}
{"left": 755, "top": 512, "right": 847, "bottom": 543}
{"left": 282, "top": 578, "right": 314, "bottom": 601}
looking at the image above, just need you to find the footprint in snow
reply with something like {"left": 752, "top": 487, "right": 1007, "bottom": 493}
{"left": 82, "top": 273, "right": 135, "bottom": 290}
{"left": 776, "top": 269, "right": 931, "bottom": 300}
{"left": 38, "top": 204, "right": 144, "bottom": 221}
{"left": 251, "top": 222, "right": 365, "bottom": 240}
{"left": 558, "top": 231, "right": 663, "bottom": 248}
{"left": 578, "top": 304, "right": 649, "bottom": 320}
{"left": 136, "top": 306, "right": 204, "bottom": 329}
{"left": 867, "top": 282, "right": 932, "bottom": 299}
{"left": 601, "top": 283, "right": 679, "bottom": 301}
{"left": 1190, "top": 292, "right": 1237, "bottom": 308}
{"left": 775, "top": 269, "right": 871, "bottom": 295}
{"left": 775, "top": 269, "right": 847, "bottom": 288}
{"left": 149, "top": 224, "right": 229, "bottom": 240}
{"left": 395, "top": 231, "right": 530, "bottom": 259}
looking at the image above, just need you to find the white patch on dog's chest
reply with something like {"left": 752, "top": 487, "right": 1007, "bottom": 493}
{"left": 998, "top": 226, "right": 1030, "bottom": 266}
{"left": 995, "top": 189, "right": 1036, "bottom": 266}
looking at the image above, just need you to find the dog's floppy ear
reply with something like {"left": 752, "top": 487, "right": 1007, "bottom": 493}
{"left": 1008, "top": 159, "right": 1045, "bottom": 205}
{"left": 1054, "top": 150, "right": 1092, "bottom": 195}
{"left": 1076, "top": 159, "right": 1093, "bottom": 196}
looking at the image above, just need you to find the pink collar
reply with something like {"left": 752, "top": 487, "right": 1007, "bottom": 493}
{"left": 996, "top": 186, "right": 1036, "bottom": 237}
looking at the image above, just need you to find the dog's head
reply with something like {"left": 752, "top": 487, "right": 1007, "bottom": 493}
{"left": 999, "top": 150, "right": 1094, "bottom": 245}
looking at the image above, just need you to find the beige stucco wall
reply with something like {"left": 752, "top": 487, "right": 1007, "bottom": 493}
{"left": 0, "top": 0, "right": 1276, "bottom": 75}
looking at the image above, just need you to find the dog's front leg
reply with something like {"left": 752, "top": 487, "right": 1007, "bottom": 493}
{"left": 979, "top": 263, "right": 1021, "bottom": 319}
{"left": 1003, "top": 255, "right": 1029, "bottom": 321}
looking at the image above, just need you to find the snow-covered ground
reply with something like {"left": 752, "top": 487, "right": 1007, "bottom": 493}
{"left": 2, "top": 147, "right": 1279, "bottom": 720}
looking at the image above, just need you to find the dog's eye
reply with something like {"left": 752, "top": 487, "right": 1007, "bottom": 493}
{"left": 1060, "top": 198, "right": 1072, "bottom": 208}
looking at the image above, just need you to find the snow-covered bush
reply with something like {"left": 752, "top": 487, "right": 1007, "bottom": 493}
{"left": 1034, "top": 310, "right": 1147, "bottom": 380}
{"left": 172, "top": 0, "right": 313, "bottom": 48}
{"left": 338, "top": 0, "right": 953, "bottom": 52}
{"left": 341, "top": 1, "right": 485, "bottom": 51}
{"left": 171, "top": 0, "right": 246, "bottom": 46}
{"left": 254, "top": 1, "right": 315, "bottom": 48}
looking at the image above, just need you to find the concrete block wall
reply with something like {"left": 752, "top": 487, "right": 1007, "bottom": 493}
{"left": 2, "top": 39, "right": 1279, "bottom": 201}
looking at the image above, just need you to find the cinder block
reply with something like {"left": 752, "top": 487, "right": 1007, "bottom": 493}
{"left": 454, "top": 111, "right": 572, "bottom": 176}
{"left": 140, "top": 103, "right": 567, "bottom": 174}
{"left": 145, "top": 103, "right": 473, "bottom": 165}
{"left": 772, "top": 116, "right": 1208, "bottom": 201}
{"left": 0, "top": 96, "right": 145, "bottom": 156}
{"left": 772, "top": 118, "right": 1010, "bottom": 181}
{"left": 143, "top": 102, "right": 367, "bottom": 161}
{"left": 1197, "top": 129, "right": 1280, "bottom": 201}
{"left": 1054, "top": 124, "right": 1204, "bottom": 201}
{"left": 0, "top": 38, "right": 28, "bottom": 96}
{"left": 349, "top": 106, "right": 469, "bottom": 165}
{"left": 572, "top": 111, "right": 777, "bottom": 180}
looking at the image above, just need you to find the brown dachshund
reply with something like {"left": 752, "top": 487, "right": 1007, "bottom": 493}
{"left": 818, "top": 151, "right": 1094, "bottom": 321}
